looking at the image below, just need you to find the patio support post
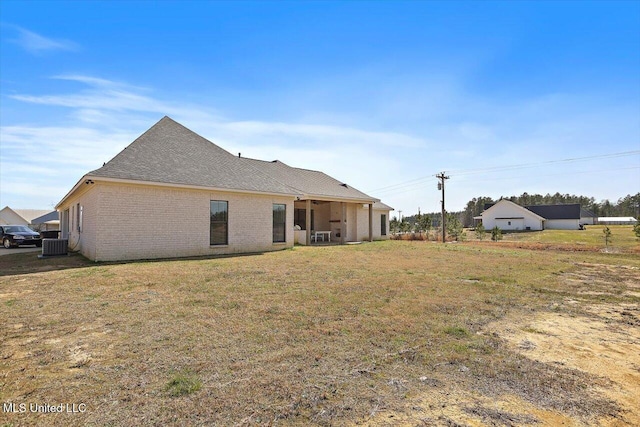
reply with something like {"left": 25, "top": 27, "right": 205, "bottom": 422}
{"left": 368, "top": 203, "right": 373, "bottom": 242}
{"left": 305, "top": 199, "right": 311, "bottom": 246}
{"left": 340, "top": 202, "right": 346, "bottom": 244}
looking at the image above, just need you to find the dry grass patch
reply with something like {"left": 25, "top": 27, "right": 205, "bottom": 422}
{"left": 498, "top": 225, "right": 640, "bottom": 253}
{"left": 1, "top": 241, "right": 638, "bottom": 426}
{"left": 480, "top": 260, "right": 640, "bottom": 426}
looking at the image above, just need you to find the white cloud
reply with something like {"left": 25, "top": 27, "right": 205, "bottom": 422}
{"left": 0, "top": 125, "right": 137, "bottom": 182}
{"left": 2, "top": 73, "right": 638, "bottom": 213}
{"left": 53, "top": 74, "right": 129, "bottom": 88}
{"left": 1, "top": 74, "right": 424, "bottom": 208}
{"left": 7, "top": 25, "right": 79, "bottom": 54}
{"left": 10, "top": 75, "right": 218, "bottom": 124}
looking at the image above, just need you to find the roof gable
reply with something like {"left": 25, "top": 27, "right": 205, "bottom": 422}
{"left": 482, "top": 199, "right": 546, "bottom": 221}
{"left": 0, "top": 207, "right": 28, "bottom": 225}
{"left": 88, "top": 117, "right": 298, "bottom": 196}
{"left": 1, "top": 207, "right": 52, "bottom": 223}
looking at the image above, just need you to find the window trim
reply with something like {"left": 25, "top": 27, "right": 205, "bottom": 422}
{"left": 273, "top": 203, "right": 286, "bottom": 243}
{"left": 210, "top": 200, "right": 229, "bottom": 246}
{"left": 381, "top": 214, "right": 387, "bottom": 236}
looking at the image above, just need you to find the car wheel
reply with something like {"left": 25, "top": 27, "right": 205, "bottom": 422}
{"left": 36, "top": 242, "right": 42, "bottom": 248}
{"left": 3, "top": 238, "right": 13, "bottom": 249}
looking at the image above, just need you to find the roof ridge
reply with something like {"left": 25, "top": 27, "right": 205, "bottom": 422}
{"left": 239, "top": 155, "right": 373, "bottom": 200}
{"left": 93, "top": 116, "right": 170, "bottom": 172}
{"left": 240, "top": 157, "right": 287, "bottom": 165}
{"left": 94, "top": 116, "right": 237, "bottom": 174}
{"left": 242, "top": 158, "right": 328, "bottom": 176}
{"left": 524, "top": 203, "right": 581, "bottom": 207}
{"left": 237, "top": 158, "right": 304, "bottom": 195}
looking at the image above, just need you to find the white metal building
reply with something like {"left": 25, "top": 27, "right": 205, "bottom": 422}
{"left": 597, "top": 217, "right": 638, "bottom": 225}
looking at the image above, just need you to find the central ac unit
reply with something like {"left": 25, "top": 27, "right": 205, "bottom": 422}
{"left": 41, "top": 239, "right": 69, "bottom": 257}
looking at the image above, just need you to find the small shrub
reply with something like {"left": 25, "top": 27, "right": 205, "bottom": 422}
{"left": 475, "top": 224, "right": 486, "bottom": 240}
{"left": 633, "top": 223, "right": 640, "bottom": 240}
{"left": 166, "top": 369, "right": 202, "bottom": 397}
{"left": 491, "top": 226, "right": 503, "bottom": 241}
{"left": 603, "top": 226, "right": 612, "bottom": 248}
{"left": 446, "top": 213, "right": 464, "bottom": 241}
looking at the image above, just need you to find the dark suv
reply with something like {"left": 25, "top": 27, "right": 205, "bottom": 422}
{"left": 1, "top": 225, "right": 42, "bottom": 248}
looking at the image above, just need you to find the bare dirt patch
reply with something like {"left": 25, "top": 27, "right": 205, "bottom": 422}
{"left": 483, "top": 264, "right": 640, "bottom": 427}
{"left": 364, "top": 262, "right": 638, "bottom": 426}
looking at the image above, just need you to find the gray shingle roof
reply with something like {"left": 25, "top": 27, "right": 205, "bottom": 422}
{"left": 87, "top": 117, "right": 380, "bottom": 203}
{"left": 89, "top": 117, "right": 299, "bottom": 196}
{"left": 238, "top": 158, "right": 378, "bottom": 202}
{"left": 372, "top": 201, "right": 394, "bottom": 211}
{"left": 31, "top": 211, "right": 59, "bottom": 224}
{"left": 525, "top": 204, "right": 581, "bottom": 220}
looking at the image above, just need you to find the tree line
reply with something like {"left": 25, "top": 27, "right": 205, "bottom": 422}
{"left": 393, "top": 192, "right": 639, "bottom": 230}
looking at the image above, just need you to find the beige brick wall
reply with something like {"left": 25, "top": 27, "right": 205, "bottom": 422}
{"left": 62, "top": 182, "right": 294, "bottom": 261}
{"left": 328, "top": 202, "right": 357, "bottom": 241}
{"left": 356, "top": 205, "right": 390, "bottom": 241}
{"left": 313, "top": 203, "right": 331, "bottom": 231}
{"left": 58, "top": 184, "right": 99, "bottom": 260}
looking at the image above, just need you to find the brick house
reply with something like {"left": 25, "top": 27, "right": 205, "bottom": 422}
{"left": 56, "top": 117, "right": 392, "bottom": 261}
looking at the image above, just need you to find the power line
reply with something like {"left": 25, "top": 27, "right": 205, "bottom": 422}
{"left": 366, "top": 150, "right": 639, "bottom": 194}
{"left": 455, "top": 165, "right": 640, "bottom": 184}
{"left": 373, "top": 178, "right": 438, "bottom": 196}
{"left": 366, "top": 175, "right": 436, "bottom": 193}
{"left": 449, "top": 150, "right": 640, "bottom": 177}
{"left": 372, "top": 165, "right": 639, "bottom": 198}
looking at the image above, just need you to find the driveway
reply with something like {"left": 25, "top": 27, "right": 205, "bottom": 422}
{"left": 0, "top": 246, "right": 41, "bottom": 256}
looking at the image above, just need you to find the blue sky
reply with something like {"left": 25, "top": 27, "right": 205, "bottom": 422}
{"left": 1, "top": 1, "right": 639, "bottom": 215}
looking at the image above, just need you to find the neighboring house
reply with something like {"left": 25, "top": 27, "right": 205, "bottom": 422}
{"left": 0, "top": 207, "right": 29, "bottom": 225}
{"left": 479, "top": 200, "right": 585, "bottom": 231}
{"left": 56, "top": 117, "right": 392, "bottom": 262}
{"left": 0, "top": 206, "right": 52, "bottom": 227}
{"left": 479, "top": 200, "right": 546, "bottom": 231}
{"left": 597, "top": 217, "right": 638, "bottom": 225}
{"left": 31, "top": 211, "right": 60, "bottom": 231}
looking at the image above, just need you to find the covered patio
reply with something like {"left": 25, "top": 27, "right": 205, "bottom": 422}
{"left": 235, "top": 157, "right": 392, "bottom": 245}
{"left": 293, "top": 198, "right": 382, "bottom": 245}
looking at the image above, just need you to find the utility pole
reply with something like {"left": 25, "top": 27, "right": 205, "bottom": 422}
{"left": 436, "top": 172, "right": 450, "bottom": 243}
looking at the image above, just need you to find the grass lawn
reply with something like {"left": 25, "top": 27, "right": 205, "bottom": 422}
{"left": 500, "top": 225, "right": 639, "bottom": 251}
{"left": 1, "top": 240, "right": 639, "bottom": 426}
